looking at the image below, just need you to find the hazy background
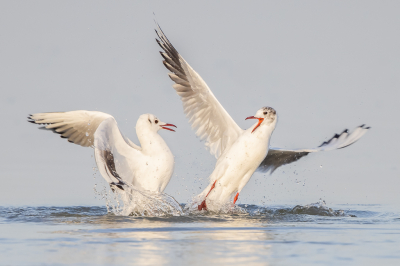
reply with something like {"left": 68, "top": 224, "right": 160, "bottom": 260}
{"left": 1, "top": 1, "right": 399, "bottom": 207}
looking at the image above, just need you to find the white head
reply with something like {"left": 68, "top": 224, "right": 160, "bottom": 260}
{"left": 136, "top": 114, "right": 177, "bottom": 134}
{"left": 246, "top": 107, "right": 277, "bottom": 133}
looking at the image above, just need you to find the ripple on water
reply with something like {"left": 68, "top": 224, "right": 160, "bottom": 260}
{"left": 1, "top": 200, "right": 395, "bottom": 226}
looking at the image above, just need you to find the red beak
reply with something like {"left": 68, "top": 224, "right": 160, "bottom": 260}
{"left": 245, "top": 116, "right": 264, "bottom": 133}
{"left": 161, "top": 123, "right": 177, "bottom": 132}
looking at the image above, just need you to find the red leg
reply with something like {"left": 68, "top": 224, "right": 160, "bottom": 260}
{"left": 233, "top": 192, "right": 239, "bottom": 204}
{"left": 206, "top": 180, "right": 217, "bottom": 197}
{"left": 198, "top": 180, "right": 217, "bottom": 211}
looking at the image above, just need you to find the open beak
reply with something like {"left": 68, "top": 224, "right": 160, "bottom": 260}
{"left": 161, "top": 123, "right": 177, "bottom": 132}
{"left": 245, "top": 116, "right": 264, "bottom": 133}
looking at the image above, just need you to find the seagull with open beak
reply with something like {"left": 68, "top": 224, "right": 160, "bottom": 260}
{"left": 155, "top": 23, "right": 370, "bottom": 212}
{"left": 196, "top": 107, "right": 278, "bottom": 211}
{"left": 28, "top": 111, "right": 178, "bottom": 195}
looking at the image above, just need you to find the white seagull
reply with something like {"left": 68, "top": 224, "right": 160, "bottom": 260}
{"left": 155, "top": 25, "right": 370, "bottom": 211}
{"left": 28, "top": 111, "right": 177, "bottom": 193}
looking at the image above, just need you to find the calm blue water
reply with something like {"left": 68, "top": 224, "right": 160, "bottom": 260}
{"left": 1, "top": 203, "right": 399, "bottom": 265}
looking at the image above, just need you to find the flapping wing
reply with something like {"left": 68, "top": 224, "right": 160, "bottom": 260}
{"left": 155, "top": 24, "right": 243, "bottom": 158}
{"left": 28, "top": 110, "right": 141, "bottom": 150}
{"left": 94, "top": 117, "right": 140, "bottom": 187}
{"left": 258, "top": 125, "right": 370, "bottom": 173}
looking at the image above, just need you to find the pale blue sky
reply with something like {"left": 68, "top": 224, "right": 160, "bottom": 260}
{"left": 1, "top": 1, "right": 399, "bottom": 207}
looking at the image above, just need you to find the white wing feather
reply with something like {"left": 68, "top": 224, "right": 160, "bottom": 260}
{"left": 28, "top": 110, "right": 141, "bottom": 150}
{"left": 29, "top": 111, "right": 142, "bottom": 186}
{"left": 94, "top": 117, "right": 140, "bottom": 186}
{"left": 155, "top": 25, "right": 243, "bottom": 158}
{"left": 258, "top": 125, "right": 370, "bottom": 173}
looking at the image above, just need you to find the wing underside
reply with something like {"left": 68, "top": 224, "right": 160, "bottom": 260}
{"left": 155, "top": 23, "right": 243, "bottom": 158}
{"left": 28, "top": 111, "right": 112, "bottom": 147}
{"left": 28, "top": 110, "right": 141, "bottom": 151}
{"left": 29, "top": 111, "right": 141, "bottom": 187}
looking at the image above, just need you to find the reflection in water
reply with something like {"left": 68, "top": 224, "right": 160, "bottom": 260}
{"left": 57, "top": 226, "right": 275, "bottom": 265}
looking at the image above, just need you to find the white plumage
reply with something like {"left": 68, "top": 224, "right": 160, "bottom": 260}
{"left": 28, "top": 111, "right": 177, "bottom": 193}
{"left": 155, "top": 24, "right": 370, "bottom": 211}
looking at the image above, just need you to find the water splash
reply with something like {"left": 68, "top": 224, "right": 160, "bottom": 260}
{"left": 92, "top": 170, "right": 351, "bottom": 218}
{"left": 183, "top": 200, "right": 247, "bottom": 215}
{"left": 91, "top": 165, "right": 183, "bottom": 217}
{"left": 290, "top": 199, "right": 348, "bottom": 217}
{"left": 100, "top": 183, "right": 183, "bottom": 217}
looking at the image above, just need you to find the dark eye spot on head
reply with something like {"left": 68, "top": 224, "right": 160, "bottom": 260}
{"left": 155, "top": 120, "right": 158, "bottom": 124}
{"left": 148, "top": 119, "right": 151, "bottom": 124}
{"left": 263, "top": 111, "right": 268, "bottom": 115}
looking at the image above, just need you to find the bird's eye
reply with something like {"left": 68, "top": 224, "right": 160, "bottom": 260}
{"left": 263, "top": 111, "right": 268, "bottom": 115}
{"left": 155, "top": 120, "right": 158, "bottom": 124}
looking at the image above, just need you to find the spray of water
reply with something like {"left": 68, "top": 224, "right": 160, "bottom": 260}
{"left": 92, "top": 165, "right": 348, "bottom": 217}
{"left": 92, "top": 167, "right": 183, "bottom": 216}
{"left": 108, "top": 185, "right": 183, "bottom": 216}
{"left": 183, "top": 194, "right": 248, "bottom": 215}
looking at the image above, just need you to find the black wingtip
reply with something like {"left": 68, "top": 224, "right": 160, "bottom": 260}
{"left": 360, "top": 124, "right": 365, "bottom": 128}
{"left": 38, "top": 126, "right": 46, "bottom": 130}
{"left": 110, "top": 182, "right": 125, "bottom": 191}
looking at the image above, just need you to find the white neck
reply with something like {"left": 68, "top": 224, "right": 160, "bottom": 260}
{"left": 136, "top": 127, "right": 168, "bottom": 155}
{"left": 246, "top": 122, "right": 275, "bottom": 139}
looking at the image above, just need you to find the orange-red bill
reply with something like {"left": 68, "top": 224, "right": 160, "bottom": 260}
{"left": 245, "top": 116, "right": 264, "bottom": 133}
{"left": 161, "top": 123, "right": 177, "bottom": 132}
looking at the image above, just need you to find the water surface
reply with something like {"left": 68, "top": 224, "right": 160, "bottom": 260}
{"left": 1, "top": 203, "right": 399, "bottom": 265}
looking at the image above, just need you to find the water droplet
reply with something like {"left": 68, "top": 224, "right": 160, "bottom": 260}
{"left": 86, "top": 132, "right": 89, "bottom": 136}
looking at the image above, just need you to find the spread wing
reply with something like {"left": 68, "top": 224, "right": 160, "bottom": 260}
{"left": 28, "top": 110, "right": 141, "bottom": 150}
{"left": 28, "top": 111, "right": 141, "bottom": 187}
{"left": 258, "top": 125, "right": 370, "bottom": 173}
{"left": 155, "top": 24, "right": 243, "bottom": 158}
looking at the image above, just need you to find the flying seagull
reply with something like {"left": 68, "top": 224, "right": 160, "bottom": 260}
{"left": 28, "top": 111, "right": 177, "bottom": 193}
{"left": 155, "top": 24, "right": 369, "bottom": 211}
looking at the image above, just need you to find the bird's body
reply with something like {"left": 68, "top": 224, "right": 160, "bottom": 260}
{"left": 126, "top": 131, "right": 173, "bottom": 192}
{"left": 200, "top": 111, "right": 276, "bottom": 209}
{"left": 155, "top": 24, "right": 370, "bottom": 211}
{"left": 29, "top": 111, "right": 176, "bottom": 194}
